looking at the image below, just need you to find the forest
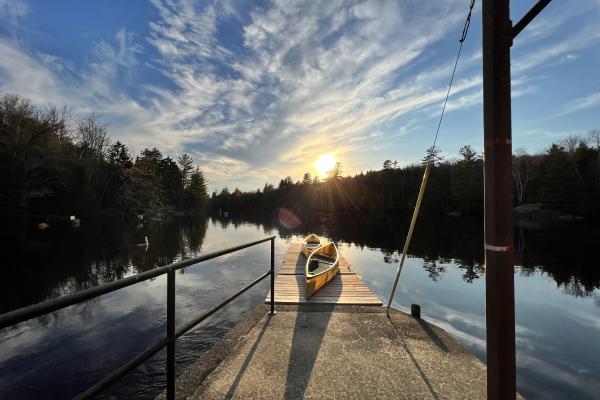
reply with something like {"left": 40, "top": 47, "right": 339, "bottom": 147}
{"left": 2, "top": 93, "right": 599, "bottom": 220}
{"left": 0, "top": 94, "right": 209, "bottom": 217}
{"left": 210, "top": 131, "right": 600, "bottom": 219}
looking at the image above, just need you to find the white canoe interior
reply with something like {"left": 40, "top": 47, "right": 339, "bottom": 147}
{"left": 301, "top": 234, "right": 322, "bottom": 257}
{"left": 307, "top": 243, "right": 338, "bottom": 275}
{"left": 305, "top": 242, "right": 339, "bottom": 298}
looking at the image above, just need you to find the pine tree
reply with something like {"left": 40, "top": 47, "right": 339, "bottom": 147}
{"left": 107, "top": 141, "right": 132, "bottom": 168}
{"left": 302, "top": 172, "right": 312, "bottom": 185}
{"left": 188, "top": 167, "right": 208, "bottom": 210}
{"left": 421, "top": 146, "right": 444, "bottom": 165}
{"left": 452, "top": 145, "right": 482, "bottom": 213}
{"left": 178, "top": 153, "right": 193, "bottom": 189}
{"left": 328, "top": 162, "right": 343, "bottom": 181}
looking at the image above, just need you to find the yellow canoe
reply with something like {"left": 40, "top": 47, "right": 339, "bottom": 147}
{"left": 305, "top": 242, "right": 339, "bottom": 299}
{"left": 301, "top": 234, "right": 322, "bottom": 258}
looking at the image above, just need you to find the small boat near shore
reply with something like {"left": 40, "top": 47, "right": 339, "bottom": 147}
{"left": 301, "top": 234, "right": 322, "bottom": 258}
{"left": 305, "top": 242, "right": 339, "bottom": 299}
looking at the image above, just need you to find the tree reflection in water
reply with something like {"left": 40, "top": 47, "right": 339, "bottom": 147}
{"left": 2, "top": 211, "right": 599, "bottom": 316}
{"left": 214, "top": 210, "right": 600, "bottom": 305}
{"left": 0, "top": 215, "right": 208, "bottom": 313}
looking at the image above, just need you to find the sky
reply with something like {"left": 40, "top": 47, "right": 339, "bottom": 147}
{"left": 0, "top": 0, "right": 599, "bottom": 192}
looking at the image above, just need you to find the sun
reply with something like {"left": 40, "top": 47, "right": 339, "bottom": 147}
{"left": 316, "top": 154, "right": 335, "bottom": 177}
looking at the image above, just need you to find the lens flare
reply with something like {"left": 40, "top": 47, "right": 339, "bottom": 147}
{"left": 278, "top": 207, "right": 302, "bottom": 229}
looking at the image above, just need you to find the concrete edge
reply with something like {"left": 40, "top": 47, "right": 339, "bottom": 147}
{"left": 155, "top": 304, "right": 271, "bottom": 400}
{"left": 273, "top": 304, "right": 386, "bottom": 313}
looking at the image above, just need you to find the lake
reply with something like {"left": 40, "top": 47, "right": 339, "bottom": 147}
{"left": 1, "top": 212, "right": 599, "bottom": 399}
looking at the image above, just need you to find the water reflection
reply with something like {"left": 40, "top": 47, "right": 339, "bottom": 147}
{"left": 211, "top": 212, "right": 600, "bottom": 400}
{"left": 1, "top": 212, "right": 599, "bottom": 399}
{"left": 0, "top": 216, "right": 209, "bottom": 313}
{"left": 214, "top": 211, "right": 600, "bottom": 301}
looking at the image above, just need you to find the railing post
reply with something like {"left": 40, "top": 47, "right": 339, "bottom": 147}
{"left": 166, "top": 270, "right": 176, "bottom": 400}
{"left": 269, "top": 238, "right": 276, "bottom": 315}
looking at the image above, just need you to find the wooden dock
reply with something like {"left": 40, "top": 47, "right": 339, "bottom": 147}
{"left": 265, "top": 243, "right": 382, "bottom": 305}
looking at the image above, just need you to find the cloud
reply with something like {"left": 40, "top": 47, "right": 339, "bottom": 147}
{"left": 0, "top": 0, "right": 28, "bottom": 33}
{"left": 557, "top": 91, "right": 600, "bottom": 116}
{"left": 131, "top": 0, "right": 489, "bottom": 186}
{"left": 1, "top": 0, "right": 598, "bottom": 191}
{"left": 513, "top": 24, "right": 600, "bottom": 74}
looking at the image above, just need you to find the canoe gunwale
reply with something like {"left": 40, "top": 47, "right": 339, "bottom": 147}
{"left": 306, "top": 243, "right": 339, "bottom": 275}
{"left": 301, "top": 234, "right": 323, "bottom": 258}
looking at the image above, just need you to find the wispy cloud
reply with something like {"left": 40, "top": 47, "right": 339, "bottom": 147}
{"left": 0, "top": 0, "right": 28, "bottom": 34}
{"left": 557, "top": 91, "right": 600, "bottom": 117}
{"left": 138, "top": 0, "right": 482, "bottom": 186}
{"left": 0, "top": 0, "right": 598, "bottom": 190}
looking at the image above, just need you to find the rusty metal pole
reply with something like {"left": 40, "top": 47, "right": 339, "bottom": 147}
{"left": 482, "top": 0, "right": 516, "bottom": 399}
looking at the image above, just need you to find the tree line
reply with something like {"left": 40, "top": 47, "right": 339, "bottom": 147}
{"left": 0, "top": 94, "right": 209, "bottom": 217}
{"left": 210, "top": 131, "right": 600, "bottom": 219}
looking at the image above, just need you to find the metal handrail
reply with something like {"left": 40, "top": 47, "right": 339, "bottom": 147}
{"left": 0, "top": 236, "right": 277, "bottom": 400}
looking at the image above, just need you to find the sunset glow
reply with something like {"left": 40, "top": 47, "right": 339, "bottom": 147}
{"left": 316, "top": 154, "right": 335, "bottom": 177}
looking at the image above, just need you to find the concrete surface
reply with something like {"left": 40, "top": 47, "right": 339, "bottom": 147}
{"left": 170, "top": 305, "right": 488, "bottom": 399}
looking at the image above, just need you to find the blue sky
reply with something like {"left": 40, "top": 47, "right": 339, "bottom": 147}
{"left": 0, "top": 0, "right": 599, "bottom": 191}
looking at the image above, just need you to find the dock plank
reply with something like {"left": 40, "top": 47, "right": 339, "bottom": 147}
{"left": 266, "top": 242, "right": 382, "bottom": 305}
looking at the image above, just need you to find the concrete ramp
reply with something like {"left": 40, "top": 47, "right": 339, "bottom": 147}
{"left": 174, "top": 306, "right": 488, "bottom": 400}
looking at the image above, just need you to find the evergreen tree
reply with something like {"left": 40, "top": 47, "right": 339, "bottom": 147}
{"left": 537, "top": 144, "right": 578, "bottom": 211}
{"left": 302, "top": 172, "right": 312, "bottom": 185}
{"left": 107, "top": 141, "right": 133, "bottom": 168}
{"left": 421, "top": 145, "right": 444, "bottom": 165}
{"left": 178, "top": 153, "right": 193, "bottom": 189}
{"left": 133, "top": 148, "right": 164, "bottom": 209}
{"left": 188, "top": 167, "right": 208, "bottom": 210}
{"left": 458, "top": 145, "right": 478, "bottom": 162}
{"left": 452, "top": 146, "right": 483, "bottom": 213}
{"left": 328, "top": 162, "right": 343, "bottom": 181}
{"left": 159, "top": 157, "right": 182, "bottom": 208}
{"left": 278, "top": 176, "right": 294, "bottom": 190}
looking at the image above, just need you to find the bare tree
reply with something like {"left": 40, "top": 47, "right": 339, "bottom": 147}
{"left": 76, "top": 113, "right": 109, "bottom": 161}
{"left": 44, "top": 104, "right": 72, "bottom": 146}
{"left": 0, "top": 94, "right": 36, "bottom": 150}
{"left": 76, "top": 113, "right": 109, "bottom": 183}
{"left": 560, "top": 134, "right": 585, "bottom": 160}
{"left": 512, "top": 154, "right": 540, "bottom": 205}
{"left": 588, "top": 129, "right": 600, "bottom": 183}
{"left": 587, "top": 129, "right": 600, "bottom": 150}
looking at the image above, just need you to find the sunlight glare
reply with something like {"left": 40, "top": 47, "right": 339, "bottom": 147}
{"left": 316, "top": 154, "right": 335, "bottom": 176}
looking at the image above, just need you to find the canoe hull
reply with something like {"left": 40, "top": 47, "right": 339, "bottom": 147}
{"left": 301, "top": 234, "right": 322, "bottom": 258}
{"left": 305, "top": 242, "right": 339, "bottom": 299}
{"left": 306, "top": 262, "right": 339, "bottom": 299}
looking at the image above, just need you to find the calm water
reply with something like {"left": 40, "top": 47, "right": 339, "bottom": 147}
{"left": 1, "top": 212, "right": 599, "bottom": 399}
